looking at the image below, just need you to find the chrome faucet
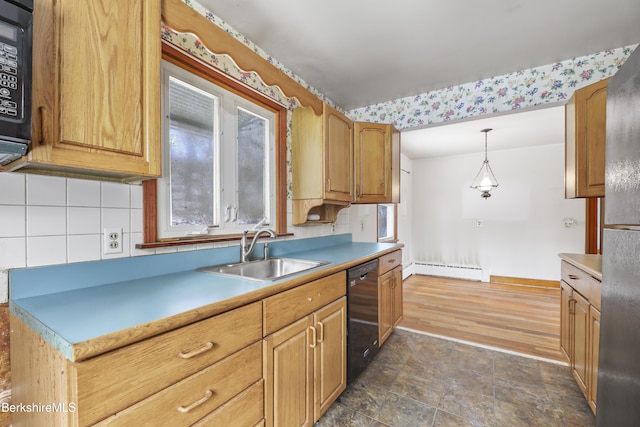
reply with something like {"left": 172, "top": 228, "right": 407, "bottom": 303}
{"left": 240, "top": 227, "right": 277, "bottom": 262}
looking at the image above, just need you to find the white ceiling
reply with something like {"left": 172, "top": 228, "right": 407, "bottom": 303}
{"left": 196, "top": 0, "right": 639, "bottom": 158}
{"left": 401, "top": 106, "right": 565, "bottom": 159}
{"left": 198, "top": 0, "right": 640, "bottom": 110}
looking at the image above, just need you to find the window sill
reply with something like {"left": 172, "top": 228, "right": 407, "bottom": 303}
{"left": 136, "top": 232, "right": 294, "bottom": 250}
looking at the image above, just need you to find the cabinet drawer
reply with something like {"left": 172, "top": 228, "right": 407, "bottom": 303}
{"left": 77, "top": 302, "right": 262, "bottom": 426}
{"left": 96, "top": 341, "right": 262, "bottom": 426}
{"left": 379, "top": 250, "right": 402, "bottom": 275}
{"left": 561, "top": 261, "right": 601, "bottom": 309}
{"left": 193, "top": 379, "right": 264, "bottom": 427}
{"left": 263, "top": 271, "right": 346, "bottom": 336}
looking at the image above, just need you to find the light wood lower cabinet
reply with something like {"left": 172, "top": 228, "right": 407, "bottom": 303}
{"left": 587, "top": 305, "right": 600, "bottom": 414}
{"left": 559, "top": 260, "right": 601, "bottom": 415}
{"left": 11, "top": 267, "right": 361, "bottom": 426}
{"left": 263, "top": 272, "right": 346, "bottom": 427}
{"left": 11, "top": 302, "right": 265, "bottom": 426}
{"left": 560, "top": 280, "right": 572, "bottom": 360}
{"left": 378, "top": 250, "right": 403, "bottom": 346}
{"left": 571, "top": 291, "right": 590, "bottom": 396}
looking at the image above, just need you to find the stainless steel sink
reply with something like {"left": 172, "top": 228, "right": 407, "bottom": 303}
{"left": 197, "top": 257, "right": 329, "bottom": 281}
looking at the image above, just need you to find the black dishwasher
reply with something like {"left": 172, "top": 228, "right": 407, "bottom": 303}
{"left": 346, "top": 259, "right": 379, "bottom": 383}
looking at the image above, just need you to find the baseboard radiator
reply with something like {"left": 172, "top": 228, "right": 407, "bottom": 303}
{"left": 413, "top": 262, "right": 482, "bottom": 281}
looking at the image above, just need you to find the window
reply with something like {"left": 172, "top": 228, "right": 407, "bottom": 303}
{"left": 377, "top": 203, "right": 397, "bottom": 242}
{"left": 158, "top": 60, "right": 276, "bottom": 238}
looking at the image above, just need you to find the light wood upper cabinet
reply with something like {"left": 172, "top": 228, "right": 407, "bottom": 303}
{"left": 16, "top": 0, "right": 161, "bottom": 180}
{"left": 565, "top": 78, "right": 610, "bottom": 198}
{"left": 291, "top": 103, "right": 353, "bottom": 224}
{"left": 353, "top": 122, "right": 400, "bottom": 204}
{"left": 292, "top": 103, "right": 353, "bottom": 203}
{"left": 325, "top": 108, "right": 354, "bottom": 201}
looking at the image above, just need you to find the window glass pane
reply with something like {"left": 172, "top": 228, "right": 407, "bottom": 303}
{"left": 168, "top": 77, "right": 216, "bottom": 227}
{"left": 237, "top": 107, "right": 268, "bottom": 225}
{"left": 378, "top": 204, "right": 395, "bottom": 241}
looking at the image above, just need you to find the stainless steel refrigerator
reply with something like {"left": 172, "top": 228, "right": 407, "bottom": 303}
{"left": 597, "top": 44, "right": 640, "bottom": 426}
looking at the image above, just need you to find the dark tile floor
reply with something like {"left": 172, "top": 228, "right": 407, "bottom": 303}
{"left": 316, "top": 329, "right": 595, "bottom": 427}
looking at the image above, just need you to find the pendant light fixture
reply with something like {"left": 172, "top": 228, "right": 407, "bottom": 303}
{"left": 470, "top": 128, "right": 499, "bottom": 199}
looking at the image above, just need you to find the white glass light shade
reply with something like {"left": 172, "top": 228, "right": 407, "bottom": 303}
{"left": 470, "top": 128, "right": 499, "bottom": 199}
{"left": 470, "top": 160, "right": 499, "bottom": 198}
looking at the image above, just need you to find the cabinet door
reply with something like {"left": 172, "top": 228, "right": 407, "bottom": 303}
{"left": 588, "top": 305, "right": 600, "bottom": 414}
{"left": 565, "top": 78, "right": 608, "bottom": 198}
{"left": 313, "top": 297, "right": 346, "bottom": 421}
{"left": 391, "top": 266, "right": 403, "bottom": 328}
{"left": 323, "top": 104, "right": 353, "bottom": 202}
{"left": 354, "top": 122, "right": 391, "bottom": 203}
{"left": 571, "top": 291, "right": 590, "bottom": 397}
{"left": 378, "top": 269, "right": 394, "bottom": 346}
{"left": 560, "top": 280, "right": 573, "bottom": 361}
{"left": 264, "top": 316, "right": 314, "bottom": 427}
{"left": 31, "top": 0, "right": 161, "bottom": 178}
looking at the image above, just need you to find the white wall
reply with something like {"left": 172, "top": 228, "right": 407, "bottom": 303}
{"left": 348, "top": 204, "right": 377, "bottom": 242}
{"left": 398, "top": 155, "right": 413, "bottom": 271}
{"left": 410, "top": 143, "right": 585, "bottom": 281}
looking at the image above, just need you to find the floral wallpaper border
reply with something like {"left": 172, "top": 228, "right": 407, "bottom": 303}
{"left": 349, "top": 45, "right": 637, "bottom": 130}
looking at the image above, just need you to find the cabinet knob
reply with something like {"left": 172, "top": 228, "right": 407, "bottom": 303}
{"left": 308, "top": 297, "right": 313, "bottom": 302}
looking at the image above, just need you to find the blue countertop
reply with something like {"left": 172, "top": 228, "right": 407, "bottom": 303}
{"left": 9, "top": 234, "right": 401, "bottom": 361}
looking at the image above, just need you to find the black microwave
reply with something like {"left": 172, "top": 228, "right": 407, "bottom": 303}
{"left": 0, "top": 0, "right": 32, "bottom": 166}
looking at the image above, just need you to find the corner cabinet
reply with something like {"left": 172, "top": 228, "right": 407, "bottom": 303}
{"left": 292, "top": 103, "right": 353, "bottom": 225}
{"left": 565, "top": 78, "right": 610, "bottom": 198}
{"left": 559, "top": 260, "right": 602, "bottom": 415}
{"left": 378, "top": 250, "right": 403, "bottom": 346}
{"left": 8, "top": 0, "right": 161, "bottom": 181}
{"left": 263, "top": 272, "right": 347, "bottom": 427}
{"left": 353, "top": 122, "right": 401, "bottom": 204}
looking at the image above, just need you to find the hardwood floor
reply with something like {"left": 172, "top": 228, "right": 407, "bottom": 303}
{"left": 400, "top": 274, "right": 566, "bottom": 362}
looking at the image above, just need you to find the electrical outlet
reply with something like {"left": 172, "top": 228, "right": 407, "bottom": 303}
{"left": 476, "top": 219, "right": 483, "bottom": 228}
{"left": 104, "top": 228, "right": 123, "bottom": 254}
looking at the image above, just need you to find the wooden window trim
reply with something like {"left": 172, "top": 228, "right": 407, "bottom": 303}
{"left": 585, "top": 197, "right": 603, "bottom": 254}
{"left": 139, "top": 42, "right": 289, "bottom": 248}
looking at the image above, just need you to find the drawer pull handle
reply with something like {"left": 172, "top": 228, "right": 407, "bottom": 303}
{"left": 317, "top": 321, "right": 325, "bottom": 343}
{"left": 568, "top": 274, "right": 579, "bottom": 280}
{"left": 309, "top": 326, "right": 317, "bottom": 348}
{"left": 177, "top": 389, "right": 213, "bottom": 413}
{"left": 178, "top": 342, "right": 214, "bottom": 359}
{"left": 387, "top": 259, "right": 396, "bottom": 263}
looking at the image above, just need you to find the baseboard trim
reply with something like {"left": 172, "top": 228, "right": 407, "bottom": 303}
{"left": 490, "top": 275, "right": 560, "bottom": 289}
{"left": 396, "top": 326, "right": 568, "bottom": 366}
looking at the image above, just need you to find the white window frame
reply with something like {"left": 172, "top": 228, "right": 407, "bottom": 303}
{"left": 158, "top": 60, "right": 276, "bottom": 239}
{"left": 377, "top": 203, "right": 397, "bottom": 242}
